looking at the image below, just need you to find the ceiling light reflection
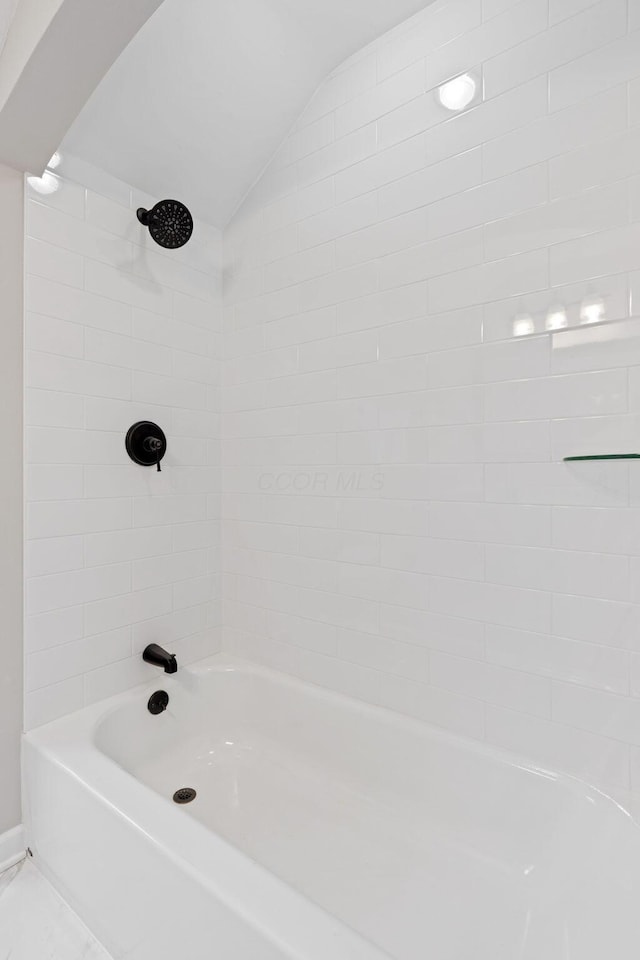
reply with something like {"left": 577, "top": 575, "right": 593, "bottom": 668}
{"left": 438, "top": 73, "right": 477, "bottom": 112}
{"left": 513, "top": 314, "right": 535, "bottom": 337}
{"left": 545, "top": 307, "right": 568, "bottom": 331}
{"left": 580, "top": 298, "right": 605, "bottom": 324}
{"left": 27, "top": 172, "right": 59, "bottom": 195}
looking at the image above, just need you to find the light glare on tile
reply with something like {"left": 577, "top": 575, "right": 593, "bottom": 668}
{"left": 513, "top": 314, "right": 535, "bottom": 337}
{"left": 580, "top": 298, "right": 605, "bottom": 325}
{"left": 27, "top": 172, "right": 59, "bottom": 195}
{"left": 438, "top": 74, "right": 477, "bottom": 112}
{"left": 545, "top": 308, "right": 568, "bottom": 331}
{"left": 48, "top": 151, "right": 61, "bottom": 170}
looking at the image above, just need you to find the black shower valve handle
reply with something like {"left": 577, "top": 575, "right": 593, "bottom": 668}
{"left": 144, "top": 436, "right": 163, "bottom": 472}
{"left": 125, "top": 421, "right": 167, "bottom": 472}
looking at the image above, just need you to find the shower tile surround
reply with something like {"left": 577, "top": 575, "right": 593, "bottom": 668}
{"left": 22, "top": 0, "right": 640, "bottom": 814}
{"left": 222, "top": 0, "right": 640, "bottom": 811}
{"left": 24, "top": 164, "right": 223, "bottom": 728}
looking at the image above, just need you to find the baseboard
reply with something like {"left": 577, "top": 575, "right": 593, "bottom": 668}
{"left": 0, "top": 825, "right": 25, "bottom": 874}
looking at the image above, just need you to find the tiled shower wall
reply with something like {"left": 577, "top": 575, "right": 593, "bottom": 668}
{"left": 223, "top": 0, "right": 640, "bottom": 807}
{"left": 24, "top": 162, "right": 222, "bottom": 729}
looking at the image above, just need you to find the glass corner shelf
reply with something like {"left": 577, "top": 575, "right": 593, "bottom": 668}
{"left": 563, "top": 454, "right": 640, "bottom": 461}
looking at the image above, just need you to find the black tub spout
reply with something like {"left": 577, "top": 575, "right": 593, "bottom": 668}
{"left": 143, "top": 643, "right": 178, "bottom": 674}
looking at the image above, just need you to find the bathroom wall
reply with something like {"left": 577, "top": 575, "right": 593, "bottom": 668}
{"left": 0, "top": 163, "right": 23, "bottom": 835}
{"left": 223, "top": 0, "right": 640, "bottom": 808}
{"left": 24, "top": 159, "right": 222, "bottom": 728}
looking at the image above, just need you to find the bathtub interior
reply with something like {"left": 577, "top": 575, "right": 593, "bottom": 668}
{"left": 91, "top": 658, "right": 640, "bottom": 960}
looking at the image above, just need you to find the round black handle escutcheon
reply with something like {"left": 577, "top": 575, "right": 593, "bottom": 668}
{"left": 125, "top": 421, "right": 167, "bottom": 472}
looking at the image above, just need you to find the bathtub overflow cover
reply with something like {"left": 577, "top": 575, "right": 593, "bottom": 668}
{"left": 148, "top": 690, "right": 169, "bottom": 715}
{"left": 173, "top": 787, "right": 197, "bottom": 804}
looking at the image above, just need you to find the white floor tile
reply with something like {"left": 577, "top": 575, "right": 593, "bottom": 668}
{"left": 0, "top": 860, "right": 111, "bottom": 960}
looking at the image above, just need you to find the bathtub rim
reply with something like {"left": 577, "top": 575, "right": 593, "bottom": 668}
{"left": 27, "top": 652, "right": 638, "bottom": 827}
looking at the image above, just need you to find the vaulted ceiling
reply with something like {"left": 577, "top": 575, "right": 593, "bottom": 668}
{"left": 62, "top": 0, "right": 431, "bottom": 226}
{"left": 0, "top": 0, "right": 18, "bottom": 54}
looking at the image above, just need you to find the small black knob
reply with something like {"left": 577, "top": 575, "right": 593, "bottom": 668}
{"left": 143, "top": 436, "right": 163, "bottom": 471}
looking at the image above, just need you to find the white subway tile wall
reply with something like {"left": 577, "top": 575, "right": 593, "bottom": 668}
{"left": 24, "top": 163, "right": 223, "bottom": 728}
{"left": 222, "top": 0, "right": 640, "bottom": 808}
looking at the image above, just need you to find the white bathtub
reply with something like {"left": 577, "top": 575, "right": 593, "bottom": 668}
{"left": 23, "top": 654, "right": 640, "bottom": 959}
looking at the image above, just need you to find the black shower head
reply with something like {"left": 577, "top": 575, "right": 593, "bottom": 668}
{"left": 136, "top": 199, "right": 193, "bottom": 249}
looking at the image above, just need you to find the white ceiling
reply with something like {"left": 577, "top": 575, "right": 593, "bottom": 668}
{"left": 62, "top": 0, "right": 430, "bottom": 227}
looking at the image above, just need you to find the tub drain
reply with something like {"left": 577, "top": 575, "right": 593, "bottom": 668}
{"left": 173, "top": 787, "right": 197, "bottom": 804}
